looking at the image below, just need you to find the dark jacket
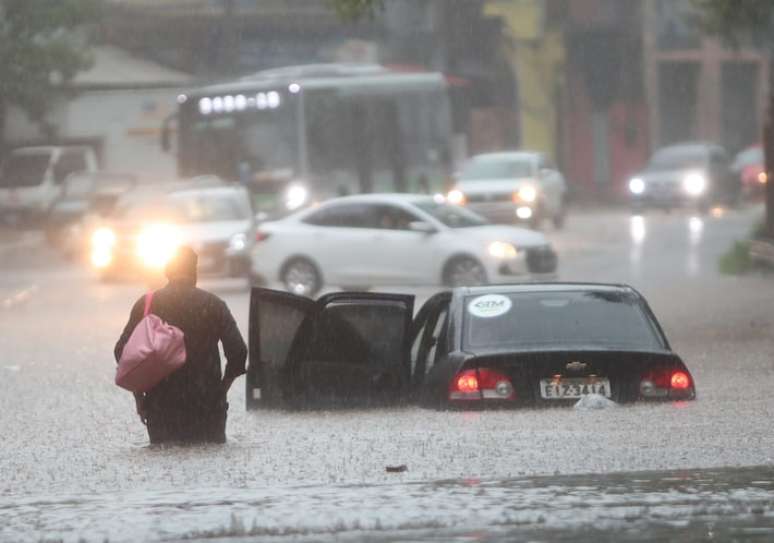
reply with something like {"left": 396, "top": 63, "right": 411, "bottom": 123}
{"left": 114, "top": 280, "right": 247, "bottom": 415}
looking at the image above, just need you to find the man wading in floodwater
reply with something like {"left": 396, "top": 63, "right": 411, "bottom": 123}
{"left": 114, "top": 246, "right": 247, "bottom": 444}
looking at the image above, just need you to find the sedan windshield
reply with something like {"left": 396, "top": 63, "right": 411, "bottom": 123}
{"left": 464, "top": 291, "right": 664, "bottom": 351}
{"left": 414, "top": 200, "right": 488, "bottom": 228}
{"left": 459, "top": 158, "right": 534, "bottom": 180}
{"left": 0, "top": 153, "right": 51, "bottom": 188}
{"left": 170, "top": 193, "right": 251, "bottom": 222}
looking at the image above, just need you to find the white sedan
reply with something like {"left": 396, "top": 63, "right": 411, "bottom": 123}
{"left": 250, "top": 194, "right": 558, "bottom": 296}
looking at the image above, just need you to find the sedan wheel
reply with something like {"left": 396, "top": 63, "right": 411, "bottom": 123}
{"left": 445, "top": 257, "right": 488, "bottom": 287}
{"left": 282, "top": 258, "right": 322, "bottom": 298}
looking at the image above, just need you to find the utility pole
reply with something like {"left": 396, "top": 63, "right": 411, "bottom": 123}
{"left": 765, "top": 68, "right": 774, "bottom": 239}
{"left": 221, "top": 0, "right": 239, "bottom": 75}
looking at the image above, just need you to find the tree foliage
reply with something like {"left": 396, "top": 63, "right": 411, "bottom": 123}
{"left": 0, "top": 0, "right": 99, "bottom": 123}
{"left": 693, "top": 0, "right": 774, "bottom": 46}
{"left": 329, "top": 0, "right": 384, "bottom": 21}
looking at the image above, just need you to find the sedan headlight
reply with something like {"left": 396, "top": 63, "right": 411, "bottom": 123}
{"left": 447, "top": 189, "right": 466, "bottom": 206}
{"left": 629, "top": 177, "right": 645, "bottom": 195}
{"left": 136, "top": 223, "right": 180, "bottom": 269}
{"left": 683, "top": 172, "right": 706, "bottom": 196}
{"left": 488, "top": 241, "right": 518, "bottom": 259}
{"left": 90, "top": 227, "right": 116, "bottom": 269}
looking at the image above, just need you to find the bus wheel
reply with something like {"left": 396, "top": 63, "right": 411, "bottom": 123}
{"left": 281, "top": 258, "right": 322, "bottom": 298}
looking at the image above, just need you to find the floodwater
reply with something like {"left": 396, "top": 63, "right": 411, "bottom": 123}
{"left": 1, "top": 206, "right": 773, "bottom": 541}
{"left": 3, "top": 465, "right": 774, "bottom": 542}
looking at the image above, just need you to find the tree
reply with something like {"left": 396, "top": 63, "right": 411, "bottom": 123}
{"left": 694, "top": 0, "right": 774, "bottom": 238}
{"left": 329, "top": 0, "right": 384, "bottom": 21}
{"left": 0, "top": 0, "right": 99, "bottom": 154}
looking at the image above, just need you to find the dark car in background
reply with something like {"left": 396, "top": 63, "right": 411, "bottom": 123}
{"left": 44, "top": 172, "right": 137, "bottom": 250}
{"left": 245, "top": 283, "right": 696, "bottom": 410}
{"left": 732, "top": 145, "right": 767, "bottom": 200}
{"left": 627, "top": 142, "right": 739, "bottom": 212}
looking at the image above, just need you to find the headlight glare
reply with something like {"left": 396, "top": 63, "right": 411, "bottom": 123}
{"left": 229, "top": 232, "right": 247, "bottom": 251}
{"left": 136, "top": 223, "right": 181, "bottom": 269}
{"left": 286, "top": 184, "right": 308, "bottom": 210}
{"left": 447, "top": 189, "right": 466, "bottom": 206}
{"left": 629, "top": 177, "right": 645, "bottom": 195}
{"left": 516, "top": 185, "right": 538, "bottom": 203}
{"left": 488, "top": 241, "right": 518, "bottom": 259}
{"left": 90, "top": 227, "right": 116, "bottom": 269}
{"left": 91, "top": 227, "right": 116, "bottom": 249}
{"left": 683, "top": 172, "right": 706, "bottom": 196}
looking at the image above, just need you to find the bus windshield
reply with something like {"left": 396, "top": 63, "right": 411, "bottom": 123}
{"left": 181, "top": 107, "right": 298, "bottom": 182}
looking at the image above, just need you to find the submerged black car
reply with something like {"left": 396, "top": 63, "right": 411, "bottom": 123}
{"left": 245, "top": 283, "right": 696, "bottom": 409}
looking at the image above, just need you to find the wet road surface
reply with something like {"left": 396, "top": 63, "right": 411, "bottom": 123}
{"left": 1, "top": 205, "right": 772, "bottom": 541}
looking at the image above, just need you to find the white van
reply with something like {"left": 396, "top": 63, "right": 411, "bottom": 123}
{"left": 0, "top": 146, "right": 98, "bottom": 223}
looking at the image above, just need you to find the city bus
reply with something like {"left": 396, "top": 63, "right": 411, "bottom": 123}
{"left": 166, "top": 64, "right": 454, "bottom": 216}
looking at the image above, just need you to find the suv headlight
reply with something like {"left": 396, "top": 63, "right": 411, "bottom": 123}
{"left": 629, "top": 177, "right": 645, "bottom": 195}
{"left": 136, "top": 223, "right": 180, "bottom": 269}
{"left": 516, "top": 185, "right": 537, "bottom": 203}
{"left": 229, "top": 232, "right": 247, "bottom": 251}
{"left": 90, "top": 227, "right": 116, "bottom": 268}
{"left": 683, "top": 173, "right": 706, "bottom": 196}
{"left": 285, "top": 184, "right": 308, "bottom": 211}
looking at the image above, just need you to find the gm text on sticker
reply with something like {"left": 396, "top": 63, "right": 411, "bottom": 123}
{"left": 467, "top": 294, "right": 512, "bottom": 318}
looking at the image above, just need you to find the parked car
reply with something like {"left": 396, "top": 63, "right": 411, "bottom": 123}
{"left": 45, "top": 172, "right": 137, "bottom": 249}
{"left": 0, "top": 145, "right": 98, "bottom": 224}
{"left": 732, "top": 145, "right": 766, "bottom": 200}
{"left": 628, "top": 142, "right": 739, "bottom": 212}
{"left": 447, "top": 151, "right": 568, "bottom": 229}
{"left": 89, "top": 178, "right": 255, "bottom": 282}
{"left": 245, "top": 283, "right": 696, "bottom": 410}
{"left": 249, "top": 193, "right": 558, "bottom": 297}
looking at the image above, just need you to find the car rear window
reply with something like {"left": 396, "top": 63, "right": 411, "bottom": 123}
{"left": 463, "top": 290, "right": 664, "bottom": 351}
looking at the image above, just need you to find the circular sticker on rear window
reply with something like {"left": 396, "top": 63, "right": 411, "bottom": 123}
{"left": 468, "top": 294, "right": 512, "bottom": 318}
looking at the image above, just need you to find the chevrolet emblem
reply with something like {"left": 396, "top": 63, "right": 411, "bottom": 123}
{"left": 565, "top": 361, "right": 587, "bottom": 372}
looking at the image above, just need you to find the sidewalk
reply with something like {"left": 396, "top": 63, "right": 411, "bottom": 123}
{"left": 750, "top": 238, "right": 774, "bottom": 266}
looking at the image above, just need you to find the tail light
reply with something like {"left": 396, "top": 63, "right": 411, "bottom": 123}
{"left": 449, "top": 368, "right": 515, "bottom": 401}
{"left": 640, "top": 368, "right": 694, "bottom": 399}
{"left": 670, "top": 371, "right": 691, "bottom": 390}
{"left": 255, "top": 230, "right": 271, "bottom": 242}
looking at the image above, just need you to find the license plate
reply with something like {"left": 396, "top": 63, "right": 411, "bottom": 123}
{"left": 540, "top": 377, "right": 611, "bottom": 399}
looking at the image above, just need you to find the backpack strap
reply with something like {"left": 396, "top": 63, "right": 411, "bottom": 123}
{"left": 143, "top": 291, "right": 154, "bottom": 317}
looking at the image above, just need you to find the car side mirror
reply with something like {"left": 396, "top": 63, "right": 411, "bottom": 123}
{"left": 409, "top": 221, "right": 437, "bottom": 234}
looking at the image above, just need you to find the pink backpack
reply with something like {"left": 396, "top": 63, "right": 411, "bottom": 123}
{"left": 115, "top": 292, "right": 187, "bottom": 393}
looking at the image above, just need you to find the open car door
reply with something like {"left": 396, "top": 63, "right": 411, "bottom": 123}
{"left": 247, "top": 288, "right": 414, "bottom": 409}
{"left": 246, "top": 288, "right": 315, "bottom": 409}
